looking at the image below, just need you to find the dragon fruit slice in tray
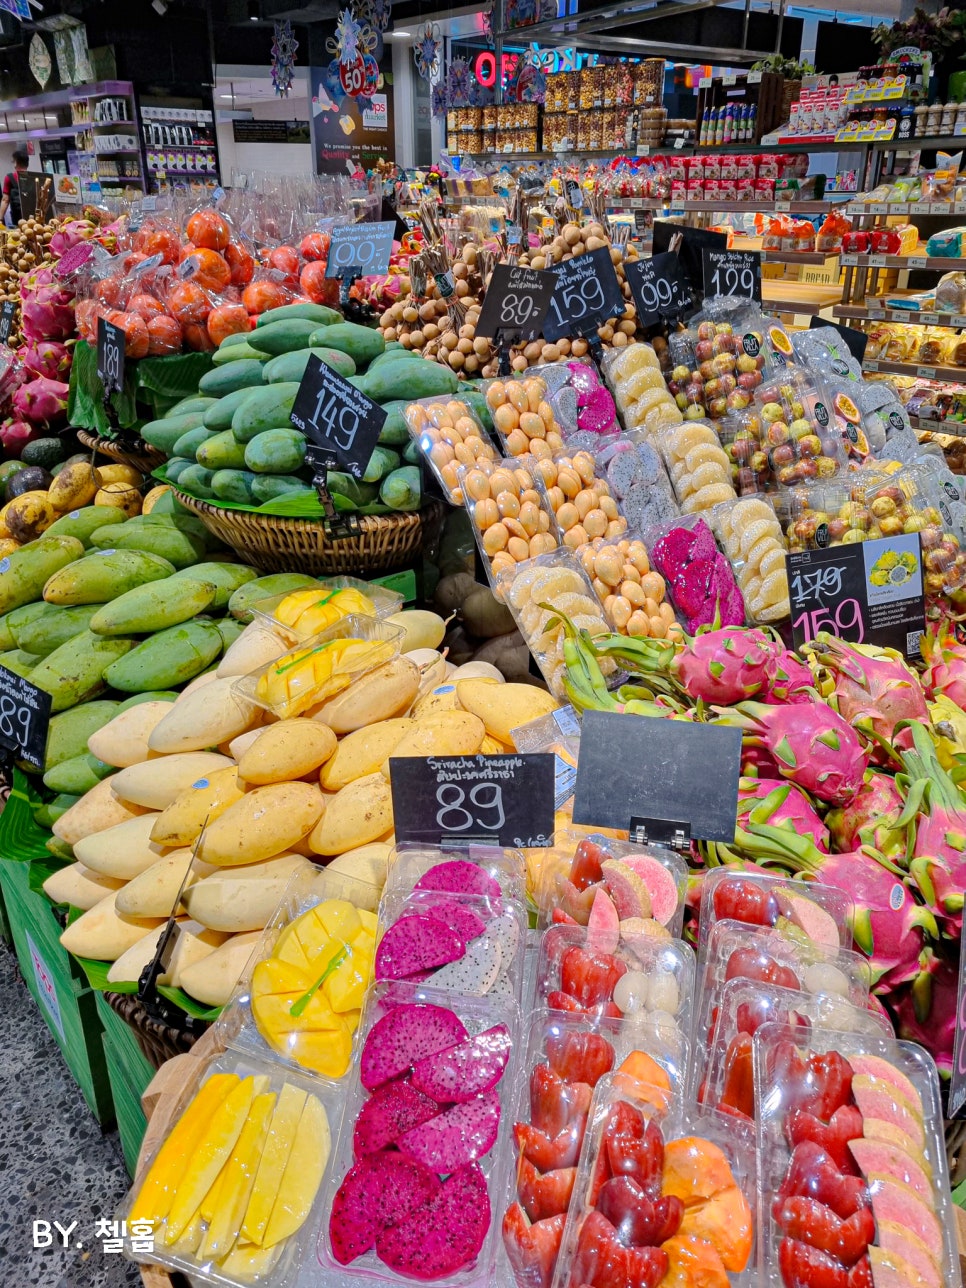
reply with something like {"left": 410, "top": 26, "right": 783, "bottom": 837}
{"left": 385, "top": 846, "right": 528, "bottom": 908}
{"left": 321, "top": 984, "right": 520, "bottom": 1284}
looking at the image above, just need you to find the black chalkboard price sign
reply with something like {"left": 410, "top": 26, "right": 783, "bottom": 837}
{"left": 702, "top": 248, "right": 762, "bottom": 302}
{"left": 542, "top": 246, "right": 625, "bottom": 342}
{"left": 290, "top": 354, "right": 387, "bottom": 481}
{"left": 97, "top": 315, "right": 125, "bottom": 396}
{"left": 325, "top": 221, "right": 395, "bottom": 280}
{"left": 0, "top": 661, "right": 51, "bottom": 770}
{"left": 0, "top": 300, "right": 16, "bottom": 344}
{"left": 389, "top": 753, "right": 555, "bottom": 848}
{"left": 475, "top": 263, "right": 555, "bottom": 341}
{"left": 625, "top": 252, "right": 693, "bottom": 327}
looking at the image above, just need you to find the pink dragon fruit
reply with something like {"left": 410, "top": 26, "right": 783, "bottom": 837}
{"left": 738, "top": 776, "right": 829, "bottom": 853}
{"left": 13, "top": 376, "right": 69, "bottom": 428}
{"left": 898, "top": 721, "right": 966, "bottom": 936}
{"left": 360, "top": 1002, "right": 468, "bottom": 1091}
{"left": 19, "top": 268, "right": 76, "bottom": 343}
{"left": 761, "top": 648, "right": 817, "bottom": 704}
{"left": 671, "top": 626, "right": 782, "bottom": 705}
{"left": 651, "top": 520, "right": 745, "bottom": 633}
{"left": 0, "top": 418, "right": 41, "bottom": 452}
{"left": 19, "top": 338, "right": 72, "bottom": 382}
{"left": 375, "top": 1162, "right": 490, "bottom": 1279}
{"left": 48, "top": 218, "right": 95, "bottom": 259}
{"left": 891, "top": 947, "right": 957, "bottom": 1077}
{"left": 804, "top": 633, "right": 928, "bottom": 752}
{"left": 714, "top": 698, "right": 868, "bottom": 805}
{"left": 825, "top": 771, "right": 906, "bottom": 859}
{"left": 919, "top": 623, "right": 966, "bottom": 710}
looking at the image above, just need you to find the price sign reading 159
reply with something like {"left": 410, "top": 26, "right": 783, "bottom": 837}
{"left": 542, "top": 246, "right": 626, "bottom": 342}
{"left": 290, "top": 355, "right": 386, "bottom": 480}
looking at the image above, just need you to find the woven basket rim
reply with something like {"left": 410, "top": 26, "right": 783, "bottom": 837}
{"left": 76, "top": 428, "right": 167, "bottom": 470}
{"left": 172, "top": 487, "right": 444, "bottom": 535}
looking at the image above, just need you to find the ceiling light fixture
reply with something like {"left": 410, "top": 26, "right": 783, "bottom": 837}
{"left": 152, "top": 0, "right": 167, "bottom": 14}
{"left": 248, "top": 0, "right": 259, "bottom": 19}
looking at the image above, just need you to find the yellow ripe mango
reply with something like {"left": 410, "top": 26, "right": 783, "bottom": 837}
{"left": 150, "top": 766, "right": 248, "bottom": 848}
{"left": 199, "top": 1157, "right": 229, "bottom": 1228}
{"left": 111, "top": 752, "right": 235, "bottom": 811}
{"left": 52, "top": 775, "right": 150, "bottom": 847}
{"left": 73, "top": 812, "right": 165, "bottom": 881}
{"left": 251, "top": 959, "right": 355, "bottom": 1077}
{"left": 481, "top": 734, "right": 513, "bottom": 754}
{"left": 455, "top": 678, "right": 559, "bottom": 745}
{"left": 380, "top": 709, "right": 487, "bottom": 778}
{"left": 411, "top": 685, "right": 463, "bottom": 720}
{"left": 237, "top": 718, "right": 337, "bottom": 785}
{"left": 358, "top": 908, "right": 377, "bottom": 936}
{"left": 315, "top": 898, "right": 363, "bottom": 942}
{"left": 199, "top": 782, "right": 325, "bottom": 867}
{"left": 131, "top": 1073, "right": 239, "bottom": 1225}
{"left": 198, "top": 1090, "right": 276, "bottom": 1263}
{"left": 148, "top": 676, "right": 259, "bottom": 755}
{"left": 114, "top": 849, "right": 197, "bottom": 919}
{"left": 220, "top": 1241, "right": 282, "bottom": 1278}
{"left": 325, "top": 940, "right": 371, "bottom": 1014}
{"left": 325, "top": 841, "right": 390, "bottom": 895}
{"left": 308, "top": 772, "right": 393, "bottom": 856}
{"left": 178, "top": 930, "right": 263, "bottom": 1007}
{"left": 242, "top": 1083, "right": 306, "bottom": 1246}
{"left": 59, "top": 889, "right": 164, "bottom": 962}
{"left": 318, "top": 718, "right": 413, "bottom": 790}
{"left": 309, "top": 656, "right": 420, "bottom": 733}
{"left": 87, "top": 699, "right": 174, "bottom": 768}
{"left": 165, "top": 1213, "right": 203, "bottom": 1254}
{"left": 263, "top": 1094, "right": 330, "bottom": 1249}
{"left": 165, "top": 1076, "right": 257, "bottom": 1242}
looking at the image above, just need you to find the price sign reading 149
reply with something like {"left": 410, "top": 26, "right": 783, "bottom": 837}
{"left": 290, "top": 355, "right": 387, "bottom": 480}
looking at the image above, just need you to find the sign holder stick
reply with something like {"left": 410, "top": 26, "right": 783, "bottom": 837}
{"left": 304, "top": 443, "right": 361, "bottom": 541}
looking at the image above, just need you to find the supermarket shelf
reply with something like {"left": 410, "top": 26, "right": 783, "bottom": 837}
{"left": 87, "top": 119, "right": 137, "bottom": 129}
{"left": 731, "top": 237, "right": 839, "bottom": 265}
{"left": 846, "top": 199, "right": 966, "bottom": 216}
{"left": 841, "top": 253, "right": 966, "bottom": 271}
{"left": 696, "top": 139, "right": 852, "bottom": 154}
{"left": 0, "top": 124, "right": 80, "bottom": 143}
{"left": 910, "top": 415, "right": 966, "bottom": 438}
{"left": 834, "top": 304, "right": 966, "bottom": 328}
{"left": 864, "top": 357, "right": 966, "bottom": 382}
{"left": 762, "top": 281, "right": 842, "bottom": 315}
{"left": 875, "top": 135, "right": 966, "bottom": 151}
{"left": 604, "top": 198, "right": 850, "bottom": 216}
{"left": 0, "top": 81, "right": 133, "bottom": 114}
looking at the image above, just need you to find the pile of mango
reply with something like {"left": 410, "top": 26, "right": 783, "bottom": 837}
{"left": 35, "top": 578, "right": 559, "bottom": 1011}
{"left": 139, "top": 302, "right": 475, "bottom": 515}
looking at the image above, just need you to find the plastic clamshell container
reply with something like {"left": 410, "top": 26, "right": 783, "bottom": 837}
{"left": 698, "top": 869, "right": 853, "bottom": 953}
{"left": 375, "top": 885, "right": 528, "bottom": 1004}
{"left": 384, "top": 842, "right": 528, "bottom": 909}
{"left": 233, "top": 614, "right": 405, "bottom": 720}
{"left": 535, "top": 922, "right": 695, "bottom": 1058}
{"left": 403, "top": 395, "right": 500, "bottom": 507}
{"left": 753, "top": 1021, "right": 962, "bottom": 1288}
{"left": 707, "top": 494, "right": 791, "bottom": 625}
{"left": 532, "top": 827, "right": 688, "bottom": 939}
{"left": 696, "top": 976, "right": 892, "bottom": 1126}
{"left": 117, "top": 1047, "right": 341, "bottom": 1288}
{"left": 458, "top": 455, "right": 561, "bottom": 591}
{"left": 217, "top": 866, "right": 381, "bottom": 1083}
{"left": 500, "top": 1007, "right": 688, "bottom": 1288}
{"left": 481, "top": 368, "right": 572, "bottom": 458}
{"left": 316, "top": 979, "right": 522, "bottom": 1287}
{"left": 250, "top": 577, "right": 404, "bottom": 643}
{"left": 550, "top": 1073, "right": 758, "bottom": 1288}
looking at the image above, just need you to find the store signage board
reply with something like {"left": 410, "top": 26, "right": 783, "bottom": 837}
{"left": 389, "top": 753, "right": 555, "bottom": 848}
{"left": 788, "top": 534, "right": 925, "bottom": 662}
{"left": 0, "top": 661, "right": 51, "bottom": 770}
{"left": 542, "top": 246, "right": 625, "bottom": 342}
{"left": 949, "top": 946, "right": 966, "bottom": 1117}
{"left": 0, "top": 300, "right": 15, "bottom": 344}
{"left": 808, "top": 316, "right": 868, "bottom": 365}
{"left": 476, "top": 263, "right": 554, "bottom": 341}
{"left": 325, "top": 220, "right": 395, "bottom": 280}
{"left": 97, "top": 315, "right": 125, "bottom": 396}
{"left": 290, "top": 355, "right": 386, "bottom": 480}
{"left": 702, "top": 248, "right": 762, "bottom": 302}
{"left": 572, "top": 711, "right": 741, "bottom": 842}
{"left": 625, "top": 251, "right": 692, "bottom": 326}
{"left": 653, "top": 222, "right": 727, "bottom": 299}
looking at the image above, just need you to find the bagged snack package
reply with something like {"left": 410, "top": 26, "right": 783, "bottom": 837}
{"left": 935, "top": 269, "right": 966, "bottom": 313}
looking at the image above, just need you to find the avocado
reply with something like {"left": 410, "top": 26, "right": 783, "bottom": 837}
{"left": 21, "top": 437, "right": 66, "bottom": 470}
{"left": 6, "top": 465, "right": 52, "bottom": 501}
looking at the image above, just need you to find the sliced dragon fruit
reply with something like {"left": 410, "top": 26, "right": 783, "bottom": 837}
{"left": 428, "top": 931, "right": 503, "bottom": 995}
{"left": 620, "top": 855, "right": 679, "bottom": 927}
{"left": 410, "top": 893, "right": 488, "bottom": 943}
{"left": 360, "top": 1002, "right": 469, "bottom": 1090}
{"left": 374, "top": 913, "right": 465, "bottom": 981}
{"left": 397, "top": 1088, "right": 501, "bottom": 1172}
{"left": 375, "top": 1163, "right": 491, "bottom": 1279}
{"left": 578, "top": 385, "right": 618, "bottom": 435}
{"left": 353, "top": 1080, "right": 441, "bottom": 1159}
{"left": 415, "top": 858, "right": 502, "bottom": 900}
{"left": 586, "top": 887, "right": 620, "bottom": 954}
{"left": 600, "top": 859, "right": 652, "bottom": 920}
{"left": 411, "top": 1024, "right": 512, "bottom": 1103}
{"left": 568, "top": 361, "right": 600, "bottom": 403}
{"left": 329, "top": 1150, "right": 441, "bottom": 1264}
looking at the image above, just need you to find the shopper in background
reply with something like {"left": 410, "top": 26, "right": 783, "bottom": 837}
{"left": 1, "top": 150, "right": 28, "bottom": 226}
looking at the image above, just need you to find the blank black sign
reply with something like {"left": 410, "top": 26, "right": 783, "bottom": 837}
{"left": 572, "top": 710, "right": 742, "bottom": 841}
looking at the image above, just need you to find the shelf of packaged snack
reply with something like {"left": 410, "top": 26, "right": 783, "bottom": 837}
{"left": 846, "top": 199, "right": 966, "bottom": 215}
{"left": 840, "top": 252, "right": 966, "bottom": 271}
{"left": 864, "top": 357, "right": 966, "bottom": 382}
{"left": 834, "top": 303, "right": 966, "bottom": 328}
{"left": 602, "top": 198, "right": 852, "bottom": 216}
{"left": 762, "top": 281, "right": 843, "bottom": 315}
{"left": 88, "top": 119, "right": 137, "bottom": 129}
{"left": 730, "top": 237, "right": 841, "bottom": 265}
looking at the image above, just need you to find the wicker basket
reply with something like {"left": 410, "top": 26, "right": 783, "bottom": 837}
{"left": 103, "top": 991, "right": 204, "bottom": 1071}
{"left": 77, "top": 429, "right": 167, "bottom": 475}
{"left": 172, "top": 489, "right": 445, "bottom": 576}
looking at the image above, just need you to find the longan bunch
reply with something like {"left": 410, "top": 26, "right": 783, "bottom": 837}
{"left": 531, "top": 451, "right": 626, "bottom": 550}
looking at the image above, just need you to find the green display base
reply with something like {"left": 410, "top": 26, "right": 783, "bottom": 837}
{"left": 95, "top": 993, "right": 153, "bottom": 1177}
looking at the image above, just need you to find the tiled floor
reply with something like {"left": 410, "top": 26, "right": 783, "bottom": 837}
{"left": 0, "top": 943, "right": 141, "bottom": 1288}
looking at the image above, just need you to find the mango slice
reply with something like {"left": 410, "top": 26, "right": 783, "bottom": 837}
{"left": 198, "top": 1090, "right": 276, "bottom": 1262}
{"left": 242, "top": 1083, "right": 306, "bottom": 1246}
{"left": 165, "top": 1076, "right": 256, "bottom": 1241}
{"left": 263, "top": 1094, "right": 330, "bottom": 1248}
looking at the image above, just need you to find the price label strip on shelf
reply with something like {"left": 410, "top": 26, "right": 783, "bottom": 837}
{"left": 542, "top": 245, "right": 625, "bottom": 354}
{"left": 0, "top": 300, "right": 15, "bottom": 344}
{"left": 388, "top": 753, "right": 555, "bottom": 848}
{"left": 625, "top": 250, "right": 693, "bottom": 327}
{"left": 324, "top": 220, "right": 395, "bottom": 303}
{"left": 701, "top": 248, "right": 762, "bottom": 303}
{"left": 788, "top": 533, "right": 925, "bottom": 661}
{"left": 475, "top": 262, "right": 555, "bottom": 361}
{"left": 572, "top": 710, "right": 741, "bottom": 846}
{"left": 290, "top": 354, "right": 387, "bottom": 539}
{"left": 0, "top": 661, "right": 51, "bottom": 771}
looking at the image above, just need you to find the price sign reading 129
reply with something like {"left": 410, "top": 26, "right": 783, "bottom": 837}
{"left": 290, "top": 355, "right": 387, "bottom": 480}
{"left": 702, "top": 248, "right": 762, "bottom": 303}
{"left": 542, "top": 246, "right": 625, "bottom": 342}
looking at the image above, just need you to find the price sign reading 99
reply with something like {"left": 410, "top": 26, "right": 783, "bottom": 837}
{"left": 701, "top": 249, "right": 762, "bottom": 303}
{"left": 0, "top": 662, "right": 51, "bottom": 770}
{"left": 625, "top": 251, "right": 692, "bottom": 327}
{"left": 290, "top": 355, "right": 387, "bottom": 480}
{"left": 475, "top": 263, "right": 554, "bottom": 341}
{"left": 542, "top": 246, "right": 626, "bottom": 342}
{"left": 324, "top": 221, "right": 395, "bottom": 281}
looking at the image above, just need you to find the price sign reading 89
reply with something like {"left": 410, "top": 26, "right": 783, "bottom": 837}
{"left": 626, "top": 252, "right": 692, "bottom": 327}
{"left": 0, "top": 663, "right": 51, "bottom": 770}
{"left": 325, "top": 221, "right": 395, "bottom": 281}
{"left": 475, "top": 263, "right": 554, "bottom": 341}
{"left": 435, "top": 782, "right": 505, "bottom": 835}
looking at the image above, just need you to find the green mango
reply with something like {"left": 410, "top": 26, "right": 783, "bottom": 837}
{"left": 0, "top": 612, "right": 16, "bottom": 650}
{"left": 32, "top": 631, "right": 136, "bottom": 712}
{"left": 139, "top": 412, "right": 206, "bottom": 454}
{"left": 34, "top": 793, "right": 80, "bottom": 827}
{"left": 251, "top": 474, "right": 308, "bottom": 504}
{"left": 0, "top": 535, "right": 85, "bottom": 614}
{"left": 172, "top": 425, "right": 217, "bottom": 459}
{"left": 380, "top": 465, "right": 421, "bottom": 512}
{"left": 211, "top": 342, "right": 270, "bottom": 365}
{"left": 163, "top": 457, "right": 194, "bottom": 485}
{"left": 103, "top": 620, "right": 224, "bottom": 692}
{"left": 46, "top": 505, "right": 128, "bottom": 547}
{"left": 43, "top": 752, "right": 115, "bottom": 795}
{"left": 176, "top": 465, "right": 216, "bottom": 500}
{"left": 168, "top": 561, "right": 258, "bottom": 610}
{"left": 358, "top": 359, "right": 459, "bottom": 404}
{"left": 363, "top": 445, "right": 400, "bottom": 483}
{"left": 307, "top": 321, "right": 385, "bottom": 367}
{"left": 44, "top": 699, "right": 119, "bottom": 772}
{"left": 248, "top": 319, "right": 318, "bottom": 355}
{"left": 256, "top": 302, "right": 340, "bottom": 328}
{"left": 135, "top": 513, "right": 210, "bottom": 542}
{"left": 46, "top": 836, "right": 75, "bottom": 862}
{"left": 402, "top": 439, "right": 421, "bottom": 467}
{"left": 262, "top": 347, "right": 356, "bottom": 384}
{"left": 115, "top": 690, "right": 179, "bottom": 712}
{"left": 199, "top": 359, "right": 266, "bottom": 397}
{"left": 0, "top": 648, "right": 40, "bottom": 678}
{"left": 87, "top": 525, "right": 207, "bottom": 571}
{"left": 15, "top": 604, "right": 101, "bottom": 657}
{"left": 217, "top": 330, "right": 265, "bottom": 352}
{"left": 203, "top": 387, "right": 263, "bottom": 432}
{"left": 216, "top": 617, "right": 246, "bottom": 651}
{"left": 6, "top": 599, "right": 54, "bottom": 643}
{"left": 90, "top": 577, "right": 216, "bottom": 636}
{"left": 197, "top": 428, "right": 248, "bottom": 471}
{"left": 211, "top": 469, "right": 258, "bottom": 505}
{"left": 244, "top": 428, "right": 306, "bottom": 474}
{"left": 228, "top": 573, "right": 319, "bottom": 622}
{"left": 378, "top": 401, "right": 411, "bottom": 446}
{"left": 231, "top": 383, "right": 301, "bottom": 443}
{"left": 43, "top": 550, "right": 176, "bottom": 606}
{"left": 168, "top": 395, "right": 218, "bottom": 416}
